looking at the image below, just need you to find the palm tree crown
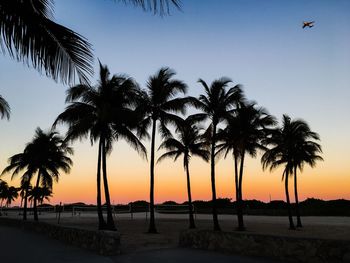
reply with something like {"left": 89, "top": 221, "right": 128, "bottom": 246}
{"left": 158, "top": 116, "right": 209, "bottom": 166}
{"left": 261, "top": 115, "right": 322, "bottom": 175}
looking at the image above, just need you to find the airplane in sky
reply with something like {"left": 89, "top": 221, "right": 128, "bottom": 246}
{"left": 303, "top": 21, "right": 315, "bottom": 29}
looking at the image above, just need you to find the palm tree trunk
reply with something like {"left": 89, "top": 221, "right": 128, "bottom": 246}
{"left": 0, "top": 200, "right": 3, "bottom": 215}
{"left": 97, "top": 138, "right": 106, "bottom": 229}
{"left": 237, "top": 152, "right": 245, "bottom": 231}
{"left": 233, "top": 153, "right": 240, "bottom": 227}
{"left": 101, "top": 135, "right": 116, "bottom": 231}
{"left": 185, "top": 159, "right": 195, "bottom": 229}
{"left": 210, "top": 123, "right": 220, "bottom": 231}
{"left": 23, "top": 187, "right": 29, "bottom": 220}
{"left": 33, "top": 172, "right": 41, "bottom": 221}
{"left": 294, "top": 167, "right": 302, "bottom": 227}
{"left": 285, "top": 171, "right": 295, "bottom": 230}
{"left": 148, "top": 118, "right": 157, "bottom": 233}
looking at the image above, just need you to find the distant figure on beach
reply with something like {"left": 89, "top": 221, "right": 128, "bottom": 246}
{"left": 303, "top": 21, "right": 315, "bottom": 29}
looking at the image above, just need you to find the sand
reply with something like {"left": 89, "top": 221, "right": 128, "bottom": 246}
{"left": 20, "top": 212, "right": 349, "bottom": 253}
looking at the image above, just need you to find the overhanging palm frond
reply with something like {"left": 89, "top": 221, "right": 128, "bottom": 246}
{"left": 117, "top": 0, "right": 181, "bottom": 15}
{"left": 0, "top": 0, "right": 93, "bottom": 84}
{"left": 0, "top": 95, "right": 10, "bottom": 120}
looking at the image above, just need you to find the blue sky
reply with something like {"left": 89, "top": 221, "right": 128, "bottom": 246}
{"left": 0, "top": 0, "right": 349, "bottom": 203}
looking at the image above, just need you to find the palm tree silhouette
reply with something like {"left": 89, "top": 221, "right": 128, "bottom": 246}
{"left": 158, "top": 116, "right": 209, "bottom": 228}
{"left": 217, "top": 102, "right": 276, "bottom": 230}
{"left": 136, "top": 67, "right": 188, "bottom": 233}
{"left": 2, "top": 152, "right": 33, "bottom": 220}
{"left": 28, "top": 186, "right": 52, "bottom": 206}
{"left": 2, "top": 128, "right": 72, "bottom": 221}
{"left": 0, "top": 95, "right": 10, "bottom": 120}
{"left": 261, "top": 115, "right": 322, "bottom": 229}
{"left": 3, "top": 186, "right": 19, "bottom": 207}
{"left": 0, "top": 180, "right": 9, "bottom": 213}
{"left": 54, "top": 63, "right": 145, "bottom": 230}
{"left": 18, "top": 177, "right": 32, "bottom": 218}
{"left": 188, "top": 78, "right": 243, "bottom": 231}
{"left": 289, "top": 118, "right": 323, "bottom": 227}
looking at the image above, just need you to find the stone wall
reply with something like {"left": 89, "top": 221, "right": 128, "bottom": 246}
{"left": 179, "top": 229, "right": 350, "bottom": 262}
{"left": 0, "top": 218, "right": 120, "bottom": 255}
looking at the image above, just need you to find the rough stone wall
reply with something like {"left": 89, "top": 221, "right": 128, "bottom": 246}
{"left": 179, "top": 230, "right": 350, "bottom": 262}
{"left": 0, "top": 218, "right": 120, "bottom": 255}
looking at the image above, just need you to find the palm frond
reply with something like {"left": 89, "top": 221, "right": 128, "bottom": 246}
{"left": 0, "top": 0, "right": 93, "bottom": 84}
{"left": 117, "top": 0, "right": 181, "bottom": 15}
{"left": 0, "top": 95, "right": 10, "bottom": 120}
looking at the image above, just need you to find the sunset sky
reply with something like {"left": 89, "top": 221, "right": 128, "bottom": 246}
{"left": 0, "top": 0, "right": 349, "bottom": 205}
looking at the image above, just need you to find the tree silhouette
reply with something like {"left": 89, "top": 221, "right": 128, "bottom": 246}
{"left": 2, "top": 128, "right": 72, "bottom": 221}
{"left": 136, "top": 67, "right": 188, "bottom": 233}
{"left": 54, "top": 63, "right": 145, "bottom": 230}
{"left": 0, "top": 95, "right": 10, "bottom": 120}
{"left": 18, "top": 176, "right": 32, "bottom": 219}
{"left": 188, "top": 78, "right": 243, "bottom": 231}
{"left": 289, "top": 118, "right": 323, "bottom": 227}
{"left": 158, "top": 116, "right": 209, "bottom": 228}
{"left": 0, "top": 180, "right": 9, "bottom": 213}
{"left": 28, "top": 186, "right": 52, "bottom": 206}
{"left": 217, "top": 102, "right": 275, "bottom": 230}
{"left": 261, "top": 115, "right": 322, "bottom": 229}
{"left": 3, "top": 186, "right": 19, "bottom": 207}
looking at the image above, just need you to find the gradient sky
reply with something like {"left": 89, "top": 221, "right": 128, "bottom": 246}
{"left": 0, "top": 0, "right": 349, "bottom": 205}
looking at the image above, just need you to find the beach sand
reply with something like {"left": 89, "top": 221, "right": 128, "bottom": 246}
{"left": 23, "top": 212, "right": 350, "bottom": 253}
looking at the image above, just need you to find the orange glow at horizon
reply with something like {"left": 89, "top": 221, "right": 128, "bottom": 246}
{"left": 1, "top": 140, "right": 349, "bottom": 206}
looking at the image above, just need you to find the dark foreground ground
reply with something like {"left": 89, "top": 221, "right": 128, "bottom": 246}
{"left": 42, "top": 214, "right": 350, "bottom": 253}
{"left": 0, "top": 225, "right": 280, "bottom": 263}
{"left": 2, "top": 213, "right": 350, "bottom": 262}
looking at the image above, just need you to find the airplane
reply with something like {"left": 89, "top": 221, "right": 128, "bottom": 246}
{"left": 303, "top": 21, "right": 315, "bottom": 29}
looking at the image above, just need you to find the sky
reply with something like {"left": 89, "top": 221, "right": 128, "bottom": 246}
{"left": 0, "top": 0, "right": 349, "bottom": 205}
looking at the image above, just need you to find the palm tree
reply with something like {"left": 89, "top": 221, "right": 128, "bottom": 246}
{"left": 289, "top": 119, "right": 323, "bottom": 227}
{"left": 158, "top": 116, "right": 209, "bottom": 228}
{"left": 19, "top": 176, "right": 32, "bottom": 216}
{"left": 3, "top": 186, "right": 19, "bottom": 207}
{"left": 0, "top": 0, "right": 180, "bottom": 84}
{"left": 28, "top": 186, "right": 52, "bottom": 206}
{"left": 261, "top": 115, "right": 322, "bottom": 229}
{"left": 188, "top": 78, "right": 243, "bottom": 231}
{"left": 54, "top": 63, "right": 146, "bottom": 230}
{"left": 2, "top": 128, "right": 72, "bottom": 221}
{"left": 0, "top": 95, "right": 10, "bottom": 120}
{"left": 136, "top": 67, "right": 188, "bottom": 233}
{"left": 0, "top": 179, "right": 8, "bottom": 213}
{"left": 216, "top": 103, "right": 276, "bottom": 230}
